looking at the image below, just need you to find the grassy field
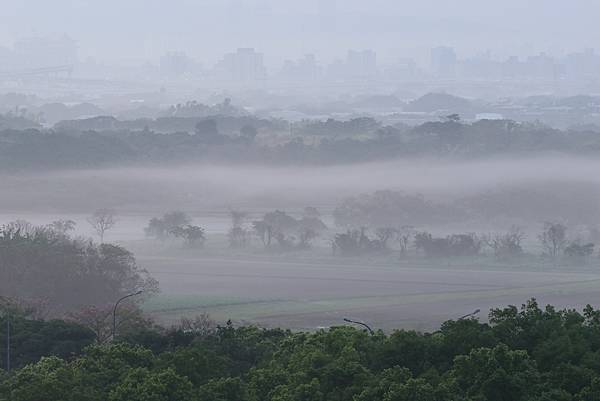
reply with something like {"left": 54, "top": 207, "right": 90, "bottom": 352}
{"left": 4, "top": 160, "right": 600, "bottom": 331}
{"left": 135, "top": 245, "right": 600, "bottom": 332}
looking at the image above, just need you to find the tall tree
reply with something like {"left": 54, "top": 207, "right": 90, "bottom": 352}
{"left": 87, "top": 209, "right": 116, "bottom": 243}
{"left": 538, "top": 222, "right": 567, "bottom": 258}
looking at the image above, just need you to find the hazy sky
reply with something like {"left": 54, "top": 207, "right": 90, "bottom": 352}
{"left": 1, "top": 0, "right": 598, "bottom": 67}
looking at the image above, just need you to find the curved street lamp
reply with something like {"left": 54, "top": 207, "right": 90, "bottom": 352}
{"left": 343, "top": 318, "right": 374, "bottom": 335}
{"left": 458, "top": 309, "right": 481, "bottom": 320}
{"left": 112, "top": 290, "right": 143, "bottom": 340}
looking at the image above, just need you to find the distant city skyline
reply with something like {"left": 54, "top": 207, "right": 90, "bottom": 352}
{"left": 1, "top": 0, "right": 599, "bottom": 68}
{"left": 1, "top": 33, "right": 599, "bottom": 77}
{"left": 2, "top": 34, "right": 600, "bottom": 89}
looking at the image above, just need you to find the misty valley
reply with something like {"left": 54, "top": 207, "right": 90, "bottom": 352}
{"left": 2, "top": 150, "right": 600, "bottom": 332}
{"left": 3, "top": 2, "right": 600, "bottom": 398}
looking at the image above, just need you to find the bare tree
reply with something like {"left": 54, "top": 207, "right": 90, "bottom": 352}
{"left": 88, "top": 209, "right": 117, "bottom": 243}
{"left": 228, "top": 209, "right": 250, "bottom": 248}
{"left": 375, "top": 227, "right": 397, "bottom": 249}
{"left": 253, "top": 220, "right": 273, "bottom": 247}
{"left": 538, "top": 222, "right": 567, "bottom": 258}
{"left": 67, "top": 305, "right": 113, "bottom": 344}
{"left": 178, "top": 312, "right": 217, "bottom": 337}
{"left": 48, "top": 219, "right": 76, "bottom": 235}
{"left": 397, "top": 226, "right": 415, "bottom": 256}
{"left": 4, "top": 219, "right": 35, "bottom": 235}
{"left": 483, "top": 226, "right": 525, "bottom": 259}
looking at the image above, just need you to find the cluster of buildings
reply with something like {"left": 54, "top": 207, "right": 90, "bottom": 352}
{"left": 430, "top": 47, "right": 600, "bottom": 81}
{"left": 2, "top": 35, "right": 600, "bottom": 86}
{"left": 159, "top": 48, "right": 379, "bottom": 82}
{"left": 159, "top": 46, "right": 600, "bottom": 84}
{"left": 0, "top": 35, "right": 77, "bottom": 74}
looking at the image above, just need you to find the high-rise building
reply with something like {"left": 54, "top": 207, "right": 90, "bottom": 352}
{"left": 384, "top": 58, "right": 417, "bottom": 81}
{"left": 430, "top": 46, "right": 457, "bottom": 78}
{"left": 525, "top": 53, "right": 557, "bottom": 80}
{"left": 460, "top": 51, "right": 502, "bottom": 80}
{"left": 346, "top": 50, "right": 377, "bottom": 78}
{"left": 280, "top": 54, "right": 322, "bottom": 81}
{"left": 564, "top": 48, "right": 599, "bottom": 80}
{"left": 215, "top": 48, "right": 267, "bottom": 81}
{"left": 160, "top": 52, "right": 194, "bottom": 77}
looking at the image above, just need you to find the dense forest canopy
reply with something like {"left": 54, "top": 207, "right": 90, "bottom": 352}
{"left": 1, "top": 116, "right": 600, "bottom": 171}
{"left": 2, "top": 300, "right": 600, "bottom": 401}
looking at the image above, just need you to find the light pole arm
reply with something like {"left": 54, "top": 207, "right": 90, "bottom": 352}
{"left": 343, "top": 318, "right": 374, "bottom": 335}
{"left": 112, "top": 291, "right": 142, "bottom": 340}
{"left": 459, "top": 309, "right": 481, "bottom": 320}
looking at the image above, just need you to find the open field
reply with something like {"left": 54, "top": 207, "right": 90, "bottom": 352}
{"left": 3, "top": 158, "right": 600, "bottom": 331}
{"left": 140, "top": 251, "right": 600, "bottom": 332}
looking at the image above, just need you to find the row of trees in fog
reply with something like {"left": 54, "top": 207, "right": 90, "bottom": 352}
{"left": 143, "top": 208, "right": 328, "bottom": 251}
{"left": 331, "top": 227, "right": 523, "bottom": 258}
{"left": 19, "top": 203, "right": 599, "bottom": 264}
{"left": 138, "top": 207, "right": 598, "bottom": 264}
{"left": 145, "top": 211, "right": 206, "bottom": 247}
{"left": 55, "top": 189, "right": 600, "bottom": 255}
{"left": 332, "top": 223, "right": 597, "bottom": 262}
{"left": 5, "top": 117, "right": 600, "bottom": 170}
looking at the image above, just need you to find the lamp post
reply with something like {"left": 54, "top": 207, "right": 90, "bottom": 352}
{"left": 343, "top": 318, "right": 374, "bottom": 335}
{"left": 112, "top": 291, "right": 143, "bottom": 340}
{"left": 458, "top": 309, "right": 481, "bottom": 320}
{"left": 5, "top": 314, "right": 9, "bottom": 373}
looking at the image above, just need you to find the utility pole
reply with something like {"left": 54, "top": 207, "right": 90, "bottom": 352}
{"left": 6, "top": 314, "right": 10, "bottom": 373}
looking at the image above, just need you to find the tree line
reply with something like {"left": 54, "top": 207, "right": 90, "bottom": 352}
{"left": 4, "top": 117, "right": 600, "bottom": 171}
{"left": 331, "top": 222, "right": 597, "bottom": 264}
{"left": 7, "top": 205, "right": 596, "bottom": 268}
{"left": 69, "top": 205, "right": 596, "bottom": 266}
{"left": 141, "top": 209, "right": 598, "bottom": 265}
{"left": 144, "top": 208, "right": 328, "bottom": 251}
{"left": 2, "top": 299, "right": 600, "bottom": 400}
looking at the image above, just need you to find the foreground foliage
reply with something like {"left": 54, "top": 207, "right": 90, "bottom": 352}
{"left": 2, "top": 299, "right": 600, "bottom": 400}
{"left": 0, "top": 223, "right": 158, "bottom": 315}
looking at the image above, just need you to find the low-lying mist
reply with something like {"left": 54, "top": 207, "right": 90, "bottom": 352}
{"left": 2, "top": 155, "right": 599, "bottom": 211}
{"left": 1, "top": 154, "right": 599, "bottom": 243}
